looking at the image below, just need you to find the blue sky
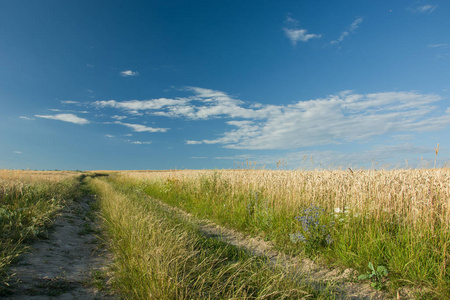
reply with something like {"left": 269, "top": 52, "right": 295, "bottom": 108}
{"left": 1, "top": 0, "right": 449, "bottom": 170}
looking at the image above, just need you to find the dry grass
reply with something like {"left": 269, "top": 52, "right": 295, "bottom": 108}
{"left": 115, "top": 168, "right": 450, "bottom": 297}
{"left": 0, "top": 169, "right": 80, "bottom": 180}
{"left": 120, "top": 168, "right": 450, "bottom": 226}
{"left": 0, "top": 170, "right": 82, "bottom": 291}
{"left": 89, "top": 177, "right": 319, "bottom": 299}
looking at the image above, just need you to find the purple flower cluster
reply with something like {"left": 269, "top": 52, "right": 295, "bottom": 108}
{"left": 289, "top": 205, "right": 334, "bottom": 252}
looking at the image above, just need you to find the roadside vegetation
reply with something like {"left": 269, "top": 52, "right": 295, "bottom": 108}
{"left": 117, "top": 168, "right": 450, "bottom": 299}
{"left": 88, "top": 176, "right": 334, "bottom": 299}
{"left": 0, "top": 170, "right": 82, "bottom": 291}
{"left": 3, "top": 168, "right": 449, "bottom": 298}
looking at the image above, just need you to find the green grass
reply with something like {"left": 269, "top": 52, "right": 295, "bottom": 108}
{"left": 89, "top": 176, "right": 337, "bottom": 299}
{"left": 112, "top": 170, "right": 450, "bottom": 299}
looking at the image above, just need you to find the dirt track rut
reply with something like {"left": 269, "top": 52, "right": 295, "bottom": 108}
{"left": 152, "top": 196, "right": 413, "bottom": 300}
{"left": 4, "top": 195, "right": 114, "bottom": 300}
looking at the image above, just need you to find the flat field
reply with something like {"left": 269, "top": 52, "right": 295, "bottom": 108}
{"left": 2, "top": 168, "right": 449, "bottom": 299}
{"left": 115, "top": 168, "right": 450, "bottom": 298}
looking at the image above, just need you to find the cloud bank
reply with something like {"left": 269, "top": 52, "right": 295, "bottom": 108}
{"left": 92, "top": 87, "right": 450, "bottom": 150}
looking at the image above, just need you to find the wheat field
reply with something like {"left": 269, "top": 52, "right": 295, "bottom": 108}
{"left": 116, "top": 168, "right": 450, "bottom": 297}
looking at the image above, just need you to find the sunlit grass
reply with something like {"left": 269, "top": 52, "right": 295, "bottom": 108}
{"left": 89, "top": 177, "right": 331, "bottom": 299}
{"left": 117, "top": 168, "right": 450, "bottom": 298}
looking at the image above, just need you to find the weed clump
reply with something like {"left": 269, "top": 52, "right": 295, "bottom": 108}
{"left": 289, "top": 205, "right": 334, "bottom": 254}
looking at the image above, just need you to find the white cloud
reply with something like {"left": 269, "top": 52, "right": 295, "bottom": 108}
{"left": 105, "top": 134, "right": 115, "bottom": 138}
{"left": 120, "top": 70, "right": 139, "bottom": 77}
{"left": 48, "top": 108, "right": 89, "bottom": 114}
{"left": 283, "top": 28, "right": 322, "bottom": 45}
{"left": 112, "top": 115, "right": 127, "bottom": 120}
{"left": 331, "top": 17, "right": 363, "bottom": 45}
{"left": 428, "top": 43, "right": 449, "bottom": 48}
{"left": 186, "top": 140, "right": 202, "bottom": 145}
{"left": 185, "top": 91, "right": 449, "bottom": 150}
{"left": 94, "top": 88, "right": 271, "bottom": 120}
{"left": 13, "top": 151, "right": 22, "bottom": 154}
{"left": 283, "top": 16, "right": 321, "bottom": 45}
{"left": 412, "top": 4, "right": 437, "bottom": 13}
{"left": 95, "top": 98, "right": 187, "bottom": 111}
{"left": 19, "top": 116, "right": 33, "bottom": 120}
{"left": 60, "top": 100, "right": 79, "bottom": 104}
{"left": 115, "top": 121, "right": 168, "bottom": 133}
{"left": 90, "top": 87, "right": 450, "bottom": 151}
{"left": 129, "top": 141, "right": 152, "bottom": 145}
{"left": 35, "top": 113, "right": 90, "bottom": 125}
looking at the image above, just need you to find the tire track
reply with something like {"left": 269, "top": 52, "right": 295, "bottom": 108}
{"left": 3, "top": 195, "right": 115, "bottom": 299}
{"left": 150, "top": 195, "right": 414, "bottom": 300}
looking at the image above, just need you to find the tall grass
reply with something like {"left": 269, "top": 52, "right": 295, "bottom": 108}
{"left": 0, "top": 170, "right": 82, "bottom": 289}
{"left": 89, "top": 176, "right": 327, "bottom": 299}
{"left": 118, "top": 168, "right": 450, "bottom": 298}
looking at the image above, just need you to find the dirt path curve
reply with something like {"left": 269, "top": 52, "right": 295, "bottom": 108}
{"left": 152, "top": 196, "right": 413, "bottom": 300}
{"left": 3, "top": 195, "right": 115, "bottom": 300}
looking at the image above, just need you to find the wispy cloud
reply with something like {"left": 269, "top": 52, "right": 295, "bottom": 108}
{"left": 284, "top": 28, "right": 322, "bottom": 45}
{"left": 35, "top": 113, "right": 90, "bottom": 125}
{"left": 428, "top": 43, "right": 449, "bottom": 48}
{"left": 112, "top": 115, "right": 127, "bottom": 120}
{"left": 115, "top": 121, "right": 168, "bottom": 133}
{"left": 214, "top": 142, "right": 440, "bottom": 169}
{"left": 105, "top": 134, "right": 115, "bottom": 138}
{"left": 412, "top": 4, "right": 438, "bottom": 13}
{"left": 120, "top": 70, "right": 139, "bottom": 77}
{"left": 48, "top": 108, "right": 89, "bottom": 114}
{"left": 94, "top": 87, "right": 268, "bottom": 120}
{"left": 95, "top": 98, "right": 187, "bottom": 111}
{"left": 60, "top": 100, "right": 79, "bottom": 104}
{"left": 92, "top": 87, "right": 450, "bottom": 151}
{"left": 331, "top": 17, "right": 363, "bottom": 45}
{"left": 428, "top": 43, "right": 450, "bottom": 58}
{"left": 128, "top": 140, "right": 152, "bottom": 145}
{"left": 13, "top": 151, "right": 22, "bottom": 154}
{"left": 283, "top": 16, "right": 321, "bottom": 45}
{"left": 19, "top": 116, "right": 34, "bottom": 120}
{"left": 181, "top": 90, "right": 449, "bottom": 150}
{"left": 436, "top": 53, "right": 450, "bottom": 59}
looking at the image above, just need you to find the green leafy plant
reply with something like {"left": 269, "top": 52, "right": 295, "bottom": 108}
{"left": 358, "top": 262, "right": 388, "bottom": 290}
